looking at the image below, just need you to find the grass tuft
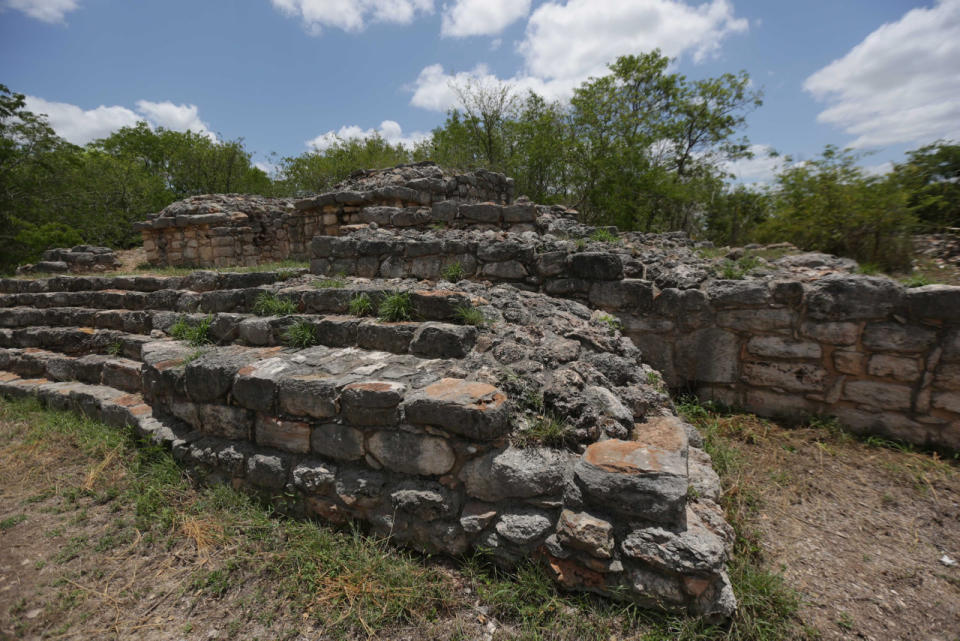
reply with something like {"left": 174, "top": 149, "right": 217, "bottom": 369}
{"left": 168, "top": 316, "right": 213, "bottom": 346}
{"left": 348, "top": 292, "right": 375, "bottom": 317}
{"left": 377, "top": 291, "right": 413, "bottom": 322}
{"left": 441, "top": 261, "right": 466, "bottom": 282}
{"left": 283, "top": 320, "right": 320, "bottom": 349}
{"left": 455, "top": 304, "right": 486, "bottom": 327}
{"left": 253, "top": 292, "right": 298, "bottom": 316}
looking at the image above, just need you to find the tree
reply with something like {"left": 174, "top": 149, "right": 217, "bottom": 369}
{"left": 274, "top": 135, "right": 411, "bottom": 196}
{"left": 892, "top": 140, "right": 960, "bottom": 230}
{"left": 758, "top": 146, "right": 914, "bottom": 270}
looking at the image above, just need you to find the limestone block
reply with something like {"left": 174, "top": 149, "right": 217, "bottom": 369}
{"left": 834, "top": 350, "right": 867, "bottom": 375}
{"left": 746, "top": 336, "right": 821, "bottom": 360}
{"left": 705, "top": 280, "right": 771, "bottom": 308}
{"left": 675, "top": 328, "right": 739, "bottom": 384}
{"left": 741, "top": 361, "right": 827, "bottom": 392}
{"left": 461, "top": 446, "right": 571, "bottom": 502}
{"left": 867, "top": 354, "right": 921, "bottom": 381}
{"left": 569, "top": 252, "right": 623, "bottom": 280}
{"left": 716, "top": 308, "right": 792, "bottom": 332}
{"left": 934, "top": 364, "right": 960, "bottom": 391}
{"left": 311, "top": 423, "right": 364, "bottom": 461}
{"left": 862, "top": 322, "right": 936, "bottom": 353}
{"left": 843, "top": 380, "right": 913, "bottom": 410}
{"left": 932, "top": 392, "right": 960, "bottom": 413}
{"left": 556, "top": 509, "right": 615, "bottom": 559}
{"left": 904, "top": 285, "right": 960, "bottom": 320}
{"left": 481, "top": 260, "right": 528, "bottom": 280}
{"left": 800, "top": 321, "right": 860, "bottom": 345}
{"left": 246, "top": 453, "right": 288, "bottom": 490}
{"left": 588, "top": 279, "right": 655, "bottom": 312}
{"left": 366, "top": 430, "right": 455, "bottom": 476}
{"left": 409, "top": 323, "right": 477, "bottom": 359}
{"left": 232, "top": 357, "right": 293, "bottom": 413}
{"left": 292, "top": 460, "right": 337, "bottom": 494}
{"left": 805, "top": 275, "right": 902, "bottom": 320}
{"left": 339, "top": 381, "right": 405, "bottom": 426}
{"left": 255, "top": 414, "right": 311, "bottom": 453}
{"left": 403, "top": 378, "right": 511, "bottom": 440}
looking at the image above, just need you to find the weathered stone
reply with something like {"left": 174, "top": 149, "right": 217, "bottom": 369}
{"left": 277, "top": 374, "right": 339, "bottom": 419}
{"left": 556, "top": 509, "right": 614, "bottom": 559}
{"left": 904, "top": 285, "right": 960, "bottom": 320}
{"left": 340, "top": 381, "right": 405, "bottom": 426}
{"left": 588, "top": 279, "right": 654, "bottom": 311}
{"left": 403, "top": 378, "right": 511, "bottom": 440}
{"left": 574, "top": 433, "right": 687, "bottom": 526}
{"left": 716, "top": 308, "right": 792, "bottom": 331}
{"left": 461, "top": 446, "right": 571, "bottom": 502}
{"left": 255, "top": 414, "right": 311, "bottom": 453}
{"left": 366, "top": 430, "right": 455, "bottom": 476}
{"left": 867, "top": 354, "right": 921, "bottom": 381}
{"left": 675, "top": 328, "right": 739, "bottom": 383}
{"left": 843, "top": 380, "right": 912, "bottom": 410}
{"left": 862, "top": 322, "right": 937, "bottom": 353}
{"left": 834, "top": 351, "right": 867, "bottom": 375}
{"left": 741, "top": 361, "right": 827, "bottom": 392}
{"left": 292, "top": 460, "right": 337, "bottom": 494}
{"left": 621, "top": 506, "right": 727, "bottom": 574}
{"left": 569, "top": 253, "right": 623, "bottom": 280}
{"left": 246, "top": 453, "right": 288, "bottom": 490}
{"left": 310, "top": 423, "right": 364, "bottom": 461}
{"left": 800, "top": 321, "right": 860, "bottom": 345}
{"left": 481, "top": 260, "right": 528, "bottom": 280}
{"left": 805, "top": 275, "right": 902, "bottom": 320}
{"left": 390, "top": 480, "right": 459, "bottom": 521}
{"left": 494, "top": 507, "right": 553, "bottom": 545}
{"left": 232, "top": 357, "right": 292, "bottom": 413}
{"left": 705, "top": 280, "right": 770, "bottom": 308}
{"left": 746, "top": 336, "right": 821, "bottom": 360}
{"left": 409, "top": 323, "right": 477, "bottom": 359}
{"left": 459, "top": 501, "right": 498, "bottom": 533}
{"left": 199, "top": 403, "right": 253, "bottom": 440}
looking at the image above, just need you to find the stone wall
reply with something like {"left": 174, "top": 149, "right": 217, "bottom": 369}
{"left": 311, "top": 228, "right": 960, "bottom": 451}
{"left": 136, "top": 164, "right": 519, "bottom": 267}
{"left": 0, "top": 272, "right": 738, "bottom": 620}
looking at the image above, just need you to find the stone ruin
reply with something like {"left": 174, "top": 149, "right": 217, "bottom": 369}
{"left": 16, "top": 245, "right": 121, "bottom": 275}
{"left": 2, "top": 162, "right": 959, "bottom": 621}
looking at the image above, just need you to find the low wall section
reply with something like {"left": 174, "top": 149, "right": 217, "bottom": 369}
{"left": 311, "top": 231, "right": 960, "bottom": 451}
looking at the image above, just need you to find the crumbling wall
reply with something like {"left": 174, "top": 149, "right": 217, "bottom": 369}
{"left": 311, "top": 229, "right": 960, "bottom": 451}
{"left": 136, "top": 164, "right": 518, "bottom": 267}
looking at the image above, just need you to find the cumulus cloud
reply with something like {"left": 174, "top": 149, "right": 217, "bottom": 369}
{"left": 804, "top": 0, "right": 960, "bottom": 148}
{"left": 135, "top": 100, "right": 215, "bottom": 140}
{"left": 412, "top": 0, "right": 748, "bottom": 111}
{"left": 441, "top": 0, "right": 531, "bottom": 37}
{"left": 270, "top": 0, "right": 433, "bottom": 35}
{"left": 306, "top": 119, "right": 428, "bottom": 150}
{"left": 2, "top": 0, "right": 79, "bottom": 23}
{"left": 23, "top": 96, "right": 216, "bottom": 145}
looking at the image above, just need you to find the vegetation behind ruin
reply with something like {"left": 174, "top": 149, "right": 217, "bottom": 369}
{"left": 2, "top": 50, "right": 959, "bottom": 273}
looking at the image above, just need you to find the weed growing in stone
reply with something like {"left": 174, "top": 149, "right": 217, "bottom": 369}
{"left": 513, "top": 412, "right": 574, "bottom": 448}
{"left": 283, "top": 321, "right": 320, "bottom": 349}
{"left": 455, "top": 305, "right": 486, "bottom": 327}
{"left": 575, "top": 238, "right": 587, "bottom": 251}
{"left": 596, "top": 312, "right": 623, "bottom": 335}
{"left": 378, "top": 291, "right": 413, "bottom": 322}
{"left": 348, "top": 292, "right": 375, "bottom": 317}
{"left": 253, "top": 292, "right": 297, "bottom": 316}
{"left": 857, "top": 262, "right": 881, "bottom": 275}
{"left": 902, "top": 272, "right": 931, "bottom": 288}
{"left": 590, "top": 228, "right": 619, "bottom": 243}
{"left": 719, "top": 255, "right": 761, "bottom": 280}
{"left": 441, "top": 261, "right": 465, "bottom": 282}
{"left": 106, "top": 341, "right": 123, "bottom": 357}
{"left": 169, "top": 316, "right": 213, "bottom": 346}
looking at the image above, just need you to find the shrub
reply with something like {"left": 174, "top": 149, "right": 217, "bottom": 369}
{"left": 283, "top": 321, "right": 320, "bottom": 349}
{"left": 348, "top": 293, "right": 375, "bottom": 317}
{"left": 253, "top": 292, "right": 297, "bottom": 316}
{"left": 589, "top": 228, "right": 619, "bottom": 243}
{"left": 378, "top": 292, "right": 413, "bottom": 322}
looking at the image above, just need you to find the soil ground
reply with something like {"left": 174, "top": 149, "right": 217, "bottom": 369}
{"left": 0, "top": 399, "right": 958, "bottom": 640}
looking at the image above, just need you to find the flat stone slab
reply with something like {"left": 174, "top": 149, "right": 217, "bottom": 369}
{"left": 403, "top": 378, "right": 511, "bottom": 441}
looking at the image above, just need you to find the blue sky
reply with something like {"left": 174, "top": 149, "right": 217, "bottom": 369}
{"left": 2, "top": 0, "right": 959, "bottom": 182}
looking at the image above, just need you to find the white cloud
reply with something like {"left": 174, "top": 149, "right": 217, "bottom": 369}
{"left": 804, "top": 0, "right": 960, "bottom": 148}
{"left": 23, "top": 96, "right": 141, "bottom": 144}
{"left": 135, "top": 100, "right": 215, "bottom": 140}
{"left": 723, "top": 144, "right": 784, "bottom": 183}
{"left": 23, "top": 96, "right": 216, "bottom": 145}
{"left": 306, "top": 119, "right": 428, "bottom": 150}
{"left": 412, "top": 0, "right": 748, "bottom": 111}
{"left": 2, "top": 0, "right": 79, "bottom": 23}
{"left": 441, "top": 0, "right": 531, "bottom": 37}
{"left": 270, "top": 0, "right": 433, "bottom": 35}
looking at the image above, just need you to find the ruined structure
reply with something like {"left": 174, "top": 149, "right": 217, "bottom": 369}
{"left": 16, "top": 245, "right": 121, "bottom": 275}
{"left": 2, "top": 162, "right": 959, "bottom": 619}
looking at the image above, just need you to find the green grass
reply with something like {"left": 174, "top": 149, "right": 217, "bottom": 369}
{"left": 441, "top": 261, "right": 466, "bottom": 282}
{"left": 168, "top": 315, "right": 213, "bottom": 346}
{"left": 718, "top": 256, "right": 761, "bottom": 280}
{"left": 315, "top": 276, "right": 347, "bottom": 289}
{"left": 856, "top": 262, "right": 882, "bottom": 276}
{"left": 454, "top": 304, "right": 486, "bottom": 327}
{"left": 512, "top": 413, "right": 575, "bottom": 448}
{"left": 901, "top": 272, "right": 932, "bottom": 288}
{"left": 283, "top": 320, "right": 320, "bottom": 349}
{"left": 596, "top": 312, "right": 623, "bottom": 335}
{"left": 589, "top": 228, "right": 619, "bottom": 244}
{"left": 253, "top": 291, "right": 298, "bottom": 316}
{"left": 106, "top": 341, "right": 123, "bottom": 357}
{"left": 377, "top": 291, "right": 413, "bottom": 322}
{"left": 0, "top": 513, "right": 27, "bottom": 530}
{"left": 348, "top": 292, "right": 375, "bottom": 317}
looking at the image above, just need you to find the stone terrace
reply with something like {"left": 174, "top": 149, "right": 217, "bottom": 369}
{"left": 0, "top": 270, "right": 737, "bottom": 620}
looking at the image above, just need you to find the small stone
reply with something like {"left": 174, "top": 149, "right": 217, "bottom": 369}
{"left": 494, "top": 507, "right": 553, "bottom": 545}
{"left": 367, "top": 430, "right": 456, "bottom": 476}
{"left": 556, "top": 509, "right": 614, "bottom": 559}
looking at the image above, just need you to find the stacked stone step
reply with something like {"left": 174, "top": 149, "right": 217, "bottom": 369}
{"left": 16, "top": 245, "right": 121, "bottom": 275}
{"left": 0, "top": 270, "right": 737, "bottom": 620}
{"left": 311, "top": 227, "right": 960, "bottom": 453}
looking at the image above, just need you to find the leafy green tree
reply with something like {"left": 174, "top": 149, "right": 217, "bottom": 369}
{"left": 274, "top": 135, "right": 411, "bottom": 196}
{"left": 758, "top": 146, "right": 914, "bottom": 270}
{"left": 505, "top": 92, "right": 571, "bottom": 203}
{"left": 705, "top": 185, "right": 771, "bottom": 247}
{"left": 892, "top": 140, "right": 960, "bottom": 230}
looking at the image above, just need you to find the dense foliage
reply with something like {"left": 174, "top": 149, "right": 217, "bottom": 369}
{"left": 2, "top": 50, "right": 959, "bottom": 273}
